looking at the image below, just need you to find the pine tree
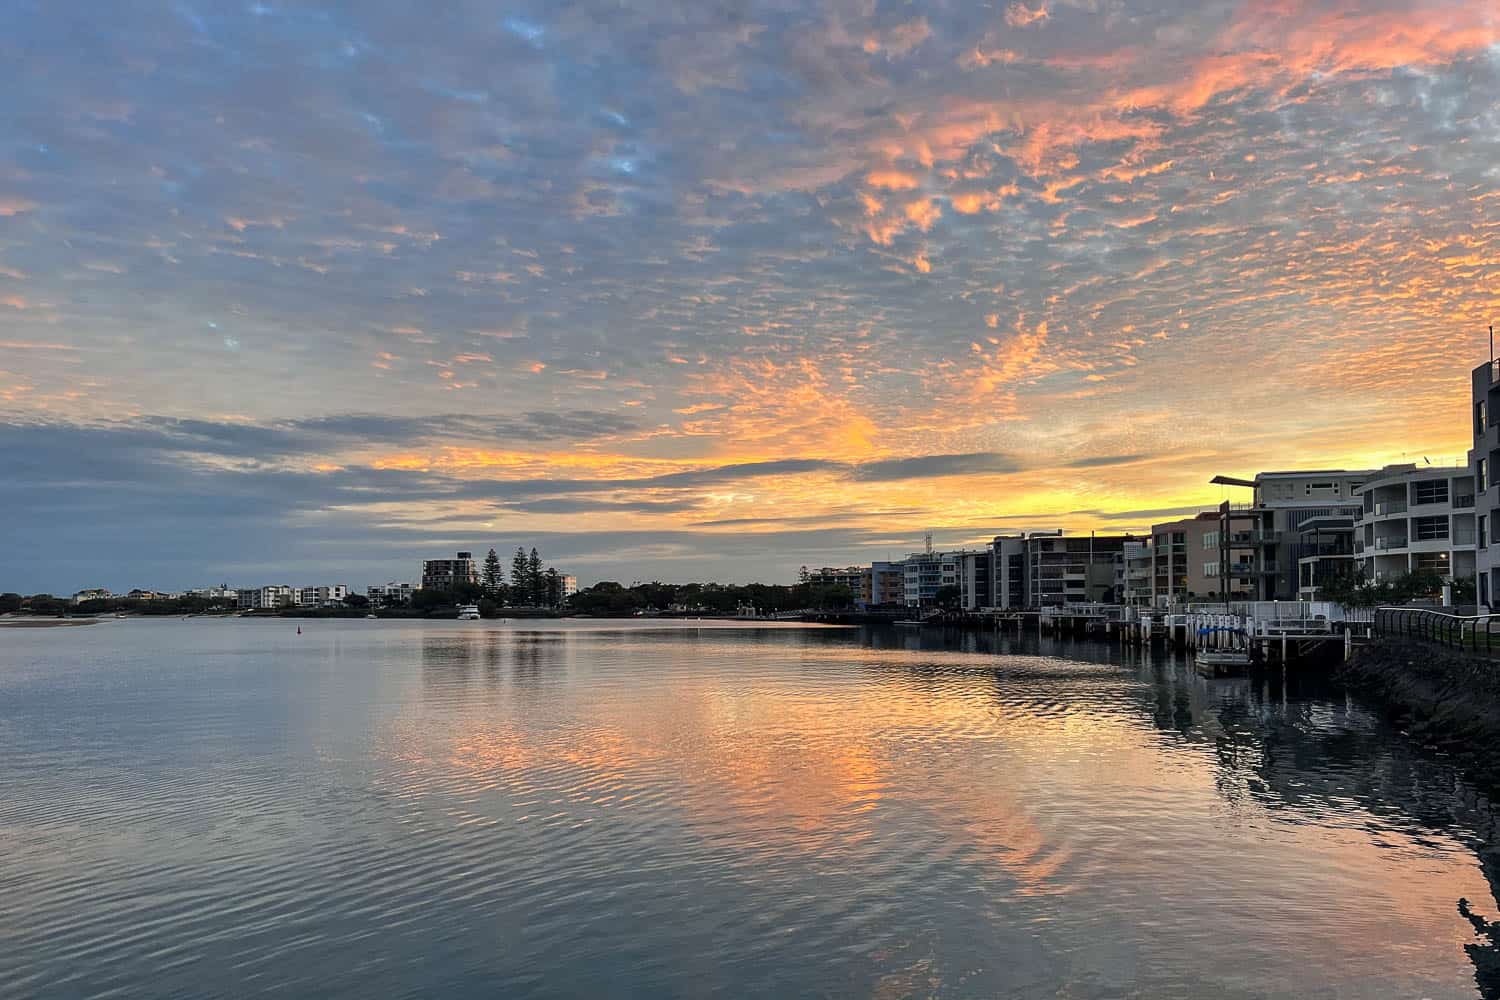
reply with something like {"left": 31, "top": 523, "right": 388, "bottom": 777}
{"left": 511, "top": 547, "right": 530, "bottom": 605}
{"left": 482, "top": 548, "right": 501, "bottom": 597}
{"left": 528, "top": 548, "right": 544, "bottom": 607}
{"left": 544, "top": 568, "right": 562, "bottom": 608}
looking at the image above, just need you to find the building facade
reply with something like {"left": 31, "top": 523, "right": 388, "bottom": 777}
{"left": 1025, "top": 533, "right": 1133, "bottom": 607}
{"left": 957, "top": 551, "right": 993, "bottom": 610}
{"left": 367, "top": 582, "right": 417, "bottom": 608}
{"left": 902, "top": 551, "right": 972, "bottom": 607}
{"left": 236, "top": 585, "right": 295, "bottom": 610}
{"left": 560, "top": 574, "right": 578, "bottom": 599}
{"left": 421, "top": 551, "right": 479, "bottom": 592}
{"left": 1354, "top": 464, "right": 1477, "bottom": 586}
{"left": 1123, "top": 541, "right": 1152, "bottom": 607}
{"left": 989, "top": 534, "right": 1042, "bottom": 610}
{"left": 1215, "top": 470, "right": 1373, "bottom": 600}
{"left": 869, "top": 561, "right": 906, "bottom": 607}
{"left": 1472, "top": 360, "right": 1500, "bottom": 608}
{"left": 1294, "top": 516, "right": 1357, "bottom": 600}
{"left": 295, "top": 585, "right": 349, "bottom": 607}
{"left": 1149, "top": 513, "right": 1221, "bottom": 605}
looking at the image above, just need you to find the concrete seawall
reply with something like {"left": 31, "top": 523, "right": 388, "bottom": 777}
{"left": 1341, "top": 638, "right": 1500, "bottom": 787}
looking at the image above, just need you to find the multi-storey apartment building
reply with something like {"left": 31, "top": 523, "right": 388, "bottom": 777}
{"left": 1354, "top": 464, "right": 1478, "bottom": 586}
{"left": 1023, "top": 533, "right": 1134, "bottom": 607}
{"left": 1294, "top": 515, "right": 1357, "bottom": 600}
{"left": 235, "top": 585, "right": 295, "bottom": 610}
{"left": 560, "top": 574, "right": 578, "bottom": 599}
{"left": 367, "top": 582, "right": 417, "bottom": 608}
{"left": 989, "top": 533, "right": 1047, "bottom": 609}
{"left": 1149, "top": 512, "right": 1221, "bottom": 605}
{"left": 957, "top": 551, "right": 993, "bottom": 611}
{"left": 802, "top": 566, "right": 871, "bottom": 604}
{"left": 1213, "top": 470, "right": 1373, "bottom": 600}
{"left": 902, "top": 550, "right": 976, "bottom": 607}
{"left": 1472, "top": 360, "right": 1500, "bottom": 607}
{"left": 868, "top": 561, "right": 906, "bottom": 607}
{"left": 421, "top": 551, "right": 479, "bottom": 592}
{"left": 295, "top": 585, "right": 349, "bottom": 608}
{"left": 1123, "top": 541, "right": 1153, "bottom": 606}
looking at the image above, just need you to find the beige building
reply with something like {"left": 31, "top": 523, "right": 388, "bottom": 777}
{"left": 1149, "top": 512, "right": 1222, "bottom": 605}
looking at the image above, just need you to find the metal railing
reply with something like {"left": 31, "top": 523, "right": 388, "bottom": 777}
{"left": 1375, "top": 537, "right": 1408, "bottom": 551}
{"left": 1373, "top": 501, "right": 1408, "bottom": 516}
{"left": 1374, "top": 607, "right": 1500, "bottom": 657}
{"left": 1455, "top": 494, "right": 1476, "bottom": 509}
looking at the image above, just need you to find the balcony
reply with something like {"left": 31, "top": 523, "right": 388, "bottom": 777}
{"left": 1374, "top": 536, "right": 1409, "bottom": 551}
{"left": 1259, "top": 561, "right": 1282, "bottom": 575}
{"left": 1454, "top": 528, "right": 1478, "bottom": 546}
{"left": 1227, "top": 563, "right": 1256, "bottom": 577}
{"left": 1372, "top": 501, "right": 1408, "bottom": 516}
{"left": 1455, "top": 494, "right": 1476, "bottom": 509}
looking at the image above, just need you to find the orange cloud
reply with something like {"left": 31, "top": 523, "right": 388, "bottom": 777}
{"left": 1004, "top": 2, "right": 1049, "bottom": 27}
{"left": 866, "top": 170, "right": 921, "bottom": 191}
{"left": 902, "top": 198, "right": 941, "bottom": 230}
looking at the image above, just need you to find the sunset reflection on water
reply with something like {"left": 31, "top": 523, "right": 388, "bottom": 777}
{"left": 0, "top": 619, "right": 1496, "bottom": 998}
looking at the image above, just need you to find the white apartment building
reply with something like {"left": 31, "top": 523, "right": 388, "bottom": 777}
{"left": 1123, "top": 542, "right": 1152, "bottom": 607}
{"left": 72, "top": 588, "right": 113, "bottom": 604}
{"left": 236, "top": 585, "right": 295, "bottom": 610}
{"left": 1355, "top": 464, "right": 1477, "bottom": 585}
{"left": 295, "top": 585, "right": 350, "bottom": 608}
{"left": 186, "top": 586, "right": 238, "bottom": 602}
{"left": 367, "top": 582, "right": 417, "bottom": 608}
{"left": 903, "top": 550, "right": 976, "bottom": 607}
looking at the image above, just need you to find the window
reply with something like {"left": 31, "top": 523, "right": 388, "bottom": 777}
{"left": 1482, "top": 515, "right": 1489, "bottom": 550}
{"left": 1202, "top": 531, "right": 1218, "bottom": 549}
{"left": 1481, "top": 459, "right": 1490, "bottom": 494}
{"left": 1414, "top": 515, "right": 1449, "bottom": 541}
{"left": 1412, "top": 480, "right": 1448, "bottom": 506}
{"left": 1413, "top": 552, "right": 1451, "bottom": 572}
{"left": 1203, "top": 562, "right": 1219, "bottom": 578}
{"left": 1478, "top": 400, "right": 1489, "bottom": 436}
{"left": 1172, "top": 532, "right": 1186, "bottom": 544}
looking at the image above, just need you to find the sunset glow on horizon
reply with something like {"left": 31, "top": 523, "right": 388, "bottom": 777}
{"left": 2, "top": 0, "right": 1497, "bottom": 590}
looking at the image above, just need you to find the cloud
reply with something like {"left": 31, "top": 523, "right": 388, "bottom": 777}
{"left": 1066, "top": 453, "right": 1153, "bottom": 469}
{"left": 1, "top": 1, "right": 1496, "bottom": 591}
{"left": 852, "top": 452, "right": 1023, "bottom": 481}
{"left": 1004, "top": 3, "right": 1049, "bottom": 28}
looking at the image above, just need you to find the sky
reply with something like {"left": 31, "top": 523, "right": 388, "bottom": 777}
{"left": 2, "top": 0, "right": 1498, "bottom": 594}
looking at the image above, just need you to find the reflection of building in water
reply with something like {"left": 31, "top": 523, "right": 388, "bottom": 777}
{"left": 1182, "top": 671, "right": 1500, "bottom": 998}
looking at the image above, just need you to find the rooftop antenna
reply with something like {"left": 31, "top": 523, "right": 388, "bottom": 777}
{"left": 924, "top": 530, "right": 934, "bottom": 555}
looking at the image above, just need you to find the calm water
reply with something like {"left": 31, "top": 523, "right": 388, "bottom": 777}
{"left": 2, "top": 620, "right": 1499, "bottom": 999}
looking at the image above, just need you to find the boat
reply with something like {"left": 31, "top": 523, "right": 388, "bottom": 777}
{"left": 365, "top": 614, "right": 377, "bottom": 619}
{"left": 894, "top": 620, "right": 924, "bottom": 628}
{"left": 457, "top": 604, "right": 481, "bottom": 620}
{"left": 1195, "top": 649, "right": 1252, "bottom": 677}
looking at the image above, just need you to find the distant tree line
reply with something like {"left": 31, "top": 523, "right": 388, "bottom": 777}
{"left": 567, "top": 580, "right": 854, "bottom": 616}
{"left": 0, "top": 593, "right": 242, "bottom": 616}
